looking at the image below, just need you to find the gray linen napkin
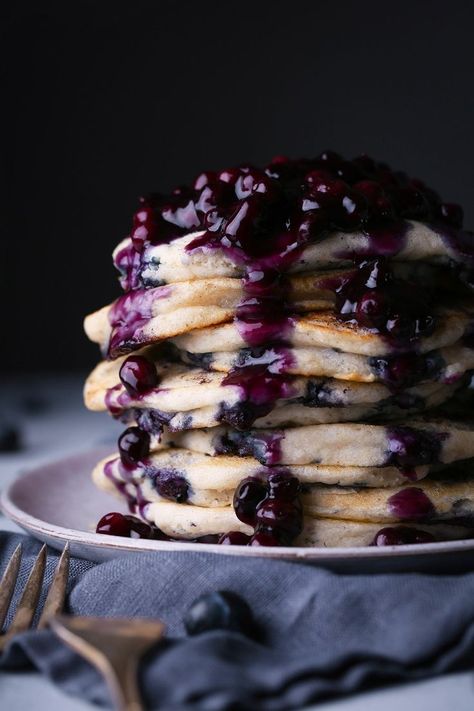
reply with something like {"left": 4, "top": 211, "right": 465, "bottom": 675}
{"left": 1, "top": 531, "right": 474, "bottom": 710}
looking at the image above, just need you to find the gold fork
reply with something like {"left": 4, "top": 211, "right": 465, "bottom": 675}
{"left": 0, "top": 541, "right": 165, "bottom": 710}
{"left": 51, "top": 614, "right": 166, "bottom": 711}
{"left": 0, "top": 542, "right": 70, "bottom": 652}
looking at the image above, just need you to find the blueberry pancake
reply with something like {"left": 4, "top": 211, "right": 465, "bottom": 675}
{"left": 85, "top": 152, "right": 474, "bottom": 548}
{"left": 84, "top": 357, "right": 457, "bottom": 431}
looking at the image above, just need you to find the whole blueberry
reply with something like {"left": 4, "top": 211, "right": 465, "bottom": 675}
{"left": 119, "top": 355, "right": 159, "bottom": 397}
{"left": 184, "top": 591, "right": 254, "bottom": 637}
{"left": 218, "top": 531, "right": 252, "bottom": 545}
{"left": 96, "top": 512, "right": 132, "bottom": 537}
{"left": 118, "top": 427, "right": 150, "bottom": 467}
{"left": 233, "top": 476, "right": 267, "bottom": 526}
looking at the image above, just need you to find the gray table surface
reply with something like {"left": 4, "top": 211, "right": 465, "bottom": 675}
{"left": 1, "top": 375, "right": 473, "bottom": 710}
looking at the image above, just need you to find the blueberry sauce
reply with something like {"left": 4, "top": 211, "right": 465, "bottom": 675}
{"left": 371, "top": 526, "right": 436, "bottom": 546}
{"left": 116, "top": 153, "right": 466, "bottom": 294}
{"left": 106, "top": 156, "right": 468, "bottom": 440}
{"left": 320, "top": 258, "right": 436, "bottom": 350}
{"left": 219, "top": 362, "right": 296, "bottom": 430}
{"left": 387, "top": 487, "right": 435, "bottom": 519}
{"left": 111, "top": 154, "right": 468, "bottom": 362}
{"left": 222, "top": 468, "right": 303, "bottom": 546}
{"left": 107, "top": 289, "right": 159, "bottom": 359}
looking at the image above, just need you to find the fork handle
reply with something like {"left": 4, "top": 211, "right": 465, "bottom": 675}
{"left": 105, "top": 657, "right": 143, "bottom": 711}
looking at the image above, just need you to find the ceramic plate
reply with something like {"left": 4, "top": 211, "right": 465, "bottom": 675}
{"left": 2, "top": 448, "right": 474, "bottom": 572}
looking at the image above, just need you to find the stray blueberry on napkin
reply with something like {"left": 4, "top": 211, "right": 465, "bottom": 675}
{"left": 184, "top": 590, "right": 254, "bottom": 637}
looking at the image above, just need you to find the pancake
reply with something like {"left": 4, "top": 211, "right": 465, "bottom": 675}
{"left": 105, "top": 381, "right": 455, "bottom": 430}
{"left": 178, "top": 341, "right": 474, "bottom": 385}
{"left": 136, "top": 500, "right": 473, "bottom": 546}
{"left": 171, "top": 309, "right": 469, "bottom": 358}
{"left": 94, "top": 450, "right": 436, "bottom": 499}
{"left": 84, "top": 269, "right": 343, "bottom": 358}
{"left": 113, "top": 221, "right": 473, "bottom": 286}
{"left": 155, "top": 419, "right": 474, "bottom": 467}
{"left": 84, "top": 358, "right": 454, "bottom": 421}
{"left": 94, "top": 451, "right": 474, "bottom": 512}
{"left": 302, "top": 478, "right": 474, "bottom": 523}
{"left": 297, "top": 518, "right": 473, "bottom": 547}
{"left": 85, "top": 302, "right": 470, "bottom": 360}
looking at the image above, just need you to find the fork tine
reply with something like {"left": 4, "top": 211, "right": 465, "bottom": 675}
{"left": 0, "top": 544, "right": 22, "bottom": 631}
{"left": 38, "top": 543, "right": 70, "bottom": 630}
{"left": 4, "top": 544, "right": 47, "bottom": 638}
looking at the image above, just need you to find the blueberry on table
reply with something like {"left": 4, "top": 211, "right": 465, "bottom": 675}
{"left": 184, "top": 591, "right": 254, "bottom": 637}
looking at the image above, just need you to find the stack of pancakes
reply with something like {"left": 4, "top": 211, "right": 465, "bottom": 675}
{"left": 84, "top": 154, "right": 474, "bottom": 547}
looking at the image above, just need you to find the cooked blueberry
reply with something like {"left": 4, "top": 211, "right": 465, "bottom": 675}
{"left": 118, "top": 427, "right": 150, "bottom": 466}
{"left": 150, "top": 469, "right": 189, "bottom": 503}
{"left": 387, "top": 487, "right": 435, "bottom": 519}
{"left": 184, "top": 591, "right": 254, "bottom": 636}
{"left": 124, "top": 515, "right": 153, "bottom": 538}
{"left": 371, "top": 526, "right": 436, "bottom": 545}
{"left": 233, "top": 477, "right": 267, "bottom": 526}
{"left": 267, "top": 470, "right": 300, "bottom": 500}
{"left": 218, "top": 531, "right": 252, "bottom": 545}
{"left": 248, "top": 530, "right": 281, "bottom": 546}
{"left": 119, "top": 355, "right": 159, "bottom": 396}
{"left": 96, "top": 512, "right": 132, "bottom": 537}
{"left": 331, "top": 191, "right": 368, "bottom": 230}
{"left": 255, "top": 499, "right": 303, "bottom": 540}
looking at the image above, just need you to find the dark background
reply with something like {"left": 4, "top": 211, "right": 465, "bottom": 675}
{"left": 3, "top": 0, "right": 474, "bottom": 373}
